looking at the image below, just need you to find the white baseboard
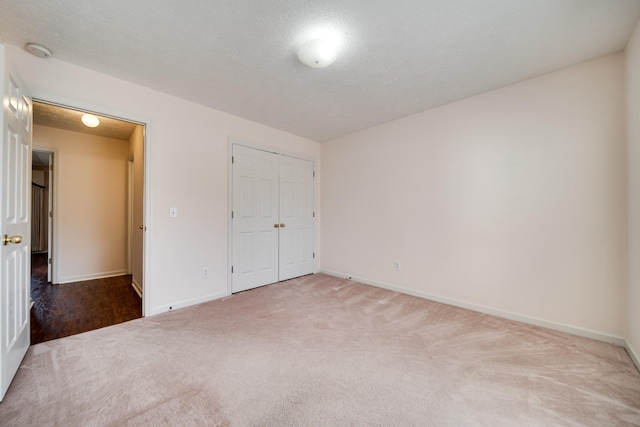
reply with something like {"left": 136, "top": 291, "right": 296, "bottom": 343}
{"left": 147, "top": 290, "right": 231, "bottom": 316}
{"left": 58, "top": 270, "right": 128, "bottom": 284}
{"left": 131, "top": 279, "right": 142, "bottom": 298}
{"left": 319, "top": 269, "right": 627, "bottom": 347}
{"left": 625, "top": 340, "right": 640, "bottom": 373}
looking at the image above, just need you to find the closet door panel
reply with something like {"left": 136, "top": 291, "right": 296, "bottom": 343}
{"left": 278, "top": 155, "right": 314, "bottom": 281}
{"left": 232, "top": 145, "right": 279, "bottom": 292}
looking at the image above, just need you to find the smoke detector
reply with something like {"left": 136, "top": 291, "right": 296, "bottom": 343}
{"left": 25, "top": 43, "right": 52, "bottom": 59}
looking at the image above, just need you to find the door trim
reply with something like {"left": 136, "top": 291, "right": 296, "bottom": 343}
{"left": 32, "top": 97, "right": 152, "bottom": 317}
{"left": 32, "top": 147, "right": 56, "bottom": 283}
{"left": 227, "top": 138, "right": 318, "bottom": 295}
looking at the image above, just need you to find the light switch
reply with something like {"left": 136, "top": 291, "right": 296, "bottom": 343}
{"left": 170, "top": 207, "right": 178, "bottom": 218}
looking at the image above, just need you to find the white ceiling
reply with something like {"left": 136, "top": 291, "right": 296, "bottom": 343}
{"left": 1, "top": 0, "right": 639, "bottom": 142}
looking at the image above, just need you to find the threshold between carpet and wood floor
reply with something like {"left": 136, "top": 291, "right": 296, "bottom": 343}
{"left": 1, "top": 273, "right": 639, "bottom": 425}
{"left": 30, "top": 253, "right": 142, "bottom": 344}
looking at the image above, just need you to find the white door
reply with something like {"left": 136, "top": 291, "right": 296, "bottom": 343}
{"left": 231, "top": 145, "right": 314, "bottom": 292}
{"left": 0, "top": 46, "right": 32, "bottom": 401}
{"left": 278, "top": 155, "right": 314, "bottom": 281}
{"left": 232, "top": 145, "right": 280, "bottom": 292}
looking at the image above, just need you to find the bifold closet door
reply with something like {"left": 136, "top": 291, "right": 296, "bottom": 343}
{"left": 232, "top": 145, "right": 280, "bottom": 293}
{"left": 232, "top": 145, "right": 314, "bottom": 293}
{"left": 278, "top": 155, "right": 314, "bottom": 281}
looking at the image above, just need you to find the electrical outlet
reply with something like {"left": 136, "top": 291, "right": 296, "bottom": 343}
{"left": 203, "top": 268, "right": 209, "bottom": 278}
{"left": 393, "top": 261, "right": 401, "bottom": 271}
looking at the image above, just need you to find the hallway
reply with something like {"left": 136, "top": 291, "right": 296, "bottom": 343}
{"left": 30, "top": 253, "right": 142, "bottom": 344}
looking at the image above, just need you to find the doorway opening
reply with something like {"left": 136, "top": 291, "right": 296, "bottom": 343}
{"left": 31, "top": 149, "right": 52, "bottom": 283}
{"left": 29, "top": 101, "right": 146, "bottom": 343}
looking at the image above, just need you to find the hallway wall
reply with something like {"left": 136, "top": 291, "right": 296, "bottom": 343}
{"left": 34, "top": 124, "right": 130, "bottom": 283}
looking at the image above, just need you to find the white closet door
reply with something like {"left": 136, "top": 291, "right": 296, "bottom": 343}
{"left": 231, "top": 145, "right": 315, "bottom": 292}
{"left": 278, "top": 155, "right": 314, "bottom": 281}
{"left": 231, "top": 145, "right": 279, "bottom": 292}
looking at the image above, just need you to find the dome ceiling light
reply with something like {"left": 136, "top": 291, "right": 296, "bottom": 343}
{"left": 81, "top": 114, "right": 100, "bottom": 128}
{"left": 296, "top": 38, "right": 338, "bottom": 68}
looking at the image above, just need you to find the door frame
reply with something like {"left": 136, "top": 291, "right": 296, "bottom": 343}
{"left": 32, "top": 96, "right": 152, "bottom": 316}
{"left": 31, "top": 147, "right": 55, "bottom": 282}
{"left": 227, "top": 139, "right": 318, "bottom": 294}
{"left": 127, "top": 157, "right": 133, "bottom": 276}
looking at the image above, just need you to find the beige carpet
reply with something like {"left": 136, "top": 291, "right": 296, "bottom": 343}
{"left": 1, "top": 274, "right": 639, "bottom": 426}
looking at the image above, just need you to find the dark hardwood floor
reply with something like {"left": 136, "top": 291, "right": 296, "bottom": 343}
{"left": 30, "top": 253, "right": 142, "bottom": 344}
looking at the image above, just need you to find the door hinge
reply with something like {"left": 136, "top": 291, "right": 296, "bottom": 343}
{"left": 232, "top": 156, "right": 234, "bottom": 164}
{"left": 231, "top": 211, "right": 234, "bottom": 219}
{"left": 313, "top": 171, "right": 315, "bottom": 178}
{"left": 49, "top": 211, "right": 52, "bottom": 218}
{"left": 231, "top": 266, "right": 234, "bottom": 273}
{"left": 48, "top": 258, "right": 52, "bottom": 264}
{"left": 313, "top": 252, "right": 315, "bottom": 258}
{"left": 313, "top": 212, "right": 315, "bottom": 218}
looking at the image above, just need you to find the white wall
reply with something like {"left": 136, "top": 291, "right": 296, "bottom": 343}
{"left": 4, "top": 44, "right": 320, "bottom": 315}
{"left": 32, "top": 169, "right": 46, "bottom": 187}
{"left": 34, "top": 125, "right": 130, "bottom": 283}
{"left": 321, "top": 53, "right": 627, "bottom": 339}
{"left": 626, "top": 23, "right": 640, "bottom": 366}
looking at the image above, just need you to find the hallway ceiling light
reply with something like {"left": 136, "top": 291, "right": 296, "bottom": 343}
{"left": 296, "top": 39, "right": 338, "bottom": 68}
{"left": 81, "top": 114, "right": 100, "bottom": 128}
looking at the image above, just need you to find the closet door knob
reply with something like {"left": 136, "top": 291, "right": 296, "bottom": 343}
{"left": 279, "top": 223, "right": 286, "bottom": 228}
{"left": 274, "top": 224, "right": 280, "bottom": 228}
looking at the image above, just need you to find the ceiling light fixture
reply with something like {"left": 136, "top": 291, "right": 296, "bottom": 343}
{"left": 81, "top": 114, "right": 100, "bottom": 128}
{"left": 25, "top": 43, "right": 52, "bottom": 59}
{"left": 296, "top": 39, "right": 338, "bottom": 68}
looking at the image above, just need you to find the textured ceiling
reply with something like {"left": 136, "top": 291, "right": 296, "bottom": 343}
{"left": 1, "top": 0, "right": 639, "bottom": 142}
{"left": 33, "top": 101, "right": 137, "bottom": 140}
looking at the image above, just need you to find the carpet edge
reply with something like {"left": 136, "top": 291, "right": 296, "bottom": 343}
{"left": 148, "top": 290, "right": 231, "bottom": 316}
{"left": 319, "top": 269, "right": 626, "bottom": 347}
{"left": 625, "top": 340, "right": 640, "bottom": 373}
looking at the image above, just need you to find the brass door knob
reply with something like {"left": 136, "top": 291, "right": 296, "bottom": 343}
{"left": 274, "top": 224, "right": 280, "bottom": 228}
{"left": 3, "top": 234, "right": 22, "bottom": 246}
{"left": 139, "top": 225, "right": 144, "bottom": 229}
{"left": 279, "top": 223, "right": 286, "bottom": 228}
